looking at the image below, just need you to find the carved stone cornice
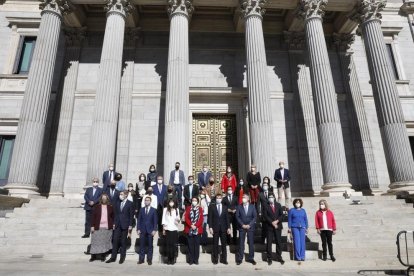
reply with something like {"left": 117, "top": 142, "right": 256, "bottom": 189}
{"left": 284, "top": 31, "right": 306, "bottom": 51}
{"left": 295, "top": 0, "right": 327, "bottom": 20}
{"left": 39, "top": 0, "right": 73, "bottom": 17}
{"left": 124, "top": 27, "right": 141, "bottom": 48}
{"left": 349, "top": 0, "right": 387, "bottom": 24}
{"left": 239, "top": 0, "right": 267, "bottom": 19}
{"left": 167, "top": 0, "right": 194, "bottom": 19}
{"left": 105, "top": 0, "right": 134, "bottom": 18}
{"left": 63, "top": 27, "right": 86, "bottom": 47}
{"left": 333, "top": 33, "right": 355, "bottom": 52}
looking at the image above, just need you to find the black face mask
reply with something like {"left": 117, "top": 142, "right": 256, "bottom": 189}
{"left": 168, "top": 189, "right": 173, "bottom": 193}
{"left": 175, "top": 166, "right": 180, "bottom": 170}
{"left": 209, "top": 181, "right": 214, "bottom": 185}
{"left": 148, "top": 191, "right": 153, "bottom": 195}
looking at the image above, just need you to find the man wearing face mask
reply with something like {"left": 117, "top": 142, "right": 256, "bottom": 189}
{"left": 152, "top": 176, "right": 167, "bottom": 232}
{"left": 168, "top": 162, "right": 186, "bottom": 210}
{"left": 106, "top": 190, "right": 134, "bottom": 264}
{"left": 142, "top": 186, "right": 158, "bottom": 209}
{"left": 263, "top": 193, "right": 284, "bottom": 265}
{"left": 258, "top": 177, "right": 273, "bottom": 243}
{"left": 137, "top": 196, "right": 158, "bottom": 265}
{"left": 103, "top": 163, "right": 117, "bottom": 193}
{"left": 82, "top": 178, "right": 103, "bottom": 238}
{"left": 184, "top": 175, "right": 199, "bottom": 207}
{"left": 274, "top": 161, "right": 291, "bottom": 209}
{"left": 236, "top": 194, "right": 257, "bottom": 265}
{"left": 108, "top": 180, "right": 120, "bottom": 205}
{"left": 163, "top": 185, "right": 178, "bottom": 207}
{"left": 205, "top": 177, "right": 221, "bottom": 203}
{"left": 223, "top": 186, "right": 238, "bottom": 245}
{"left": 197, "top": 164, "right": 212, "bottom": 189}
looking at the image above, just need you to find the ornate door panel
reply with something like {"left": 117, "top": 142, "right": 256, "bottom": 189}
{"left": 192, "top": 115, "right": 238, "bottom": 184}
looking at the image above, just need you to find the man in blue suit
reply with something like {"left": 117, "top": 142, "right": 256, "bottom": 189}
{"left": 137, "top": 196, "right": 158, "bottom": 265}
{"left": 82, "top": 178, "right": 102, "bottom": 238}
{"left": 236, "top": 194, "right": 257, "bottom": 265}
{"left": 106, "top": 190, "right": 134, "bottom": 264}
{"left": 168, "top": 161, "right": 185, "bottom": 210}
{"left": 153, "top": 175, "right": 167, "bottom": 231}
{"left": 274, "top": 161, "right": 291, "bottom": 208}
{"left": 102, "top": 163, "right": 117, "bottom": 193}
{"left": 197, "top": 164, "right": 212, "bottom": 189}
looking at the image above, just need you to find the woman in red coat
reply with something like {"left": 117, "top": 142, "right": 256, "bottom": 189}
{"left": 315, "top": 199, "right": 336, "bottom": 262}
{"left": 184, "top": 197, "right": 204, "bottom": 265}
{"left": 221, "top": 166, "right": 237, "bottom": 193}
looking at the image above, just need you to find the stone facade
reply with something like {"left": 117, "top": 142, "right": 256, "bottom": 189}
{"left": 0, "top": 0, "right": 413, "bottom": 197}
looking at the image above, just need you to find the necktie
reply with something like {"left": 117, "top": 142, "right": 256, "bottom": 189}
{"left": 110, "top": 171, "right": 113, "bottom": 181}
{"left": 229, "top": 195, "right": 232, "bottom": 202}
{"left": 121, "top": 201, "right": 125, "bottom": 211}
{"left": 111, "top": 189, "right": 114, "bottom": 197}
{"left": 218, "top": 204, "right": 221, "bottom": 216}
{"left": 93, "top": 188, "right": 95, "bottom": 196}
{"left": 146, "top": 207, "right": 149, "bottom": 215}
{"left": 245, "top": 205, "right": 248, "bottom": 214}
{"left": 265, "top": 192, "right": 268, "bottom": 199}
{"left": 271, "top": 204, "right": 275, "bottom": 213}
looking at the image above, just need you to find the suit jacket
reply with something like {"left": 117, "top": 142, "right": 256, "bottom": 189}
{"left": 169, "top": 170, "right": 185, "bottom": 186}
{"left": 208, "top": 203, "right": 230, "bottom": 232}
{"left": 114, "top": 200, "right": 134, "bottom": 230}
{"left": 153, "top": 184, "right": 167, "bottom": 207}
{"left": 197, "top": 171, "right": 212, "bottom": 188}
{"left": 107, "top": 187, "right": 120, "bottom": 205}
{"left": 222, "top": 194, "right": 238, "bottom": 211}
{"left": 184, "top": 184, "right": 200, "bottom": 206}
{"left": 263, "top": 202, "right": 283, "bottom": 229}
{"left": 236, "top": 204, "right": 257, "bottom": 231}
{"left": 92, "top": 204, "right": 114, "bottom": 230}
{"left": 258, "top": 190, "right": 273, "bottom": 214}
{"left": 137, "top": 206, "right": 158, "bottom": 234}
{"left": 273, "top": 168, "right": 291, "bottom": 188}
{"left": 84, "top": 187, "right": 103, "bottom": 211}
{"left": 102, "top": 170, "right": 117, "bottom": 192}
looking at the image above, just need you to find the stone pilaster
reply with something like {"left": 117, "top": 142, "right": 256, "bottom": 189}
{"left": 285, "top": 31, "right": 324, "bottom": 195}
{"left": 163, "top": 0, "right": 193, "bottom": 177}
{"left": 297, "top": 0, "right": 353, "bottom": 195}
{"left": 5, "top": 0, "right": 72, "bottom": 197}
{"left": 86, "top": 0, "right": 133, "bottom": 186}
{"left": 334, "top": 33, "right": 381, "bottom": 195}
{"left": 49, "top": 27, "right": 85, "bottom": 197}
{"left": 350, "top": 0, "right": 414, "bottom": 195}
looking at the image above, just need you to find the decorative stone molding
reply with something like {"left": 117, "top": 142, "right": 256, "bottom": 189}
{"left": 296, "top": 0, "right": 327, "bottom": 20}
{"left": 105, "top": 0, "right": 134, "bottom": 18}
{"left": 124, "top": 27, "right": 141, "bottom": 48}
{"left": 167, "top": 0, "right": 194, "bottom": 19}
{"left": 333, "top": 33, "right": 355, "bottom": 52}
{"left": 239, "top": 0, "right": 267, "bottom": 19}
{"left": 63, "top": 27, "right": 86, "bottom": 47}
{"left": 284, "top": 31, "right": 306, "bottom": 50}
{"left": 39, "top": 0, "right": 73, "bottom": 17}
{"left": 349, "top": 0, "right": 387, "bottom": 24}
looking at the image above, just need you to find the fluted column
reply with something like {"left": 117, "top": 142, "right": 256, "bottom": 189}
{"left": 285, "top": 32, "right": 324, "bottom": 195}
{"left": 5, "top": 0, "right": 72, "bottom": 197}
{"left": 334, "top": 33, "right": 381, "bottom": 195}
{"left": 86, "top": 0, "right": 133, "bottom": 185}
{"left": 240, "top": 0, "right": 276, "bottom": 179}
{"left": 49, "top": 28, "right": 85, "bottom": 196}
{"left": 297, "top": 0, "right": 353, "bottom": 195}
{"left": 351, "top": 0, "right": 414, "bottom": 195}
{"left": 163, "top": 0, "right": 193, "bottom": 177}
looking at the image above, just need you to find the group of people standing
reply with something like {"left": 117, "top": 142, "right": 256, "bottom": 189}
{"left": 82, "top": 161, "right": 337, "bottom": 265}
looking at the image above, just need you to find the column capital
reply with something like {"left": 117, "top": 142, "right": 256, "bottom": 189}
{"left": 167, "top": 0, "right": 194, "bottom": 19}
{"left": 349, "top": 0, "right": 387, "bottom": 25}
{"left": 296, "top": 0, "right": 327, "bottom": 21}
{"left": 284, "top": 31, "right": 306, "bottom": 51}
{"left": 333, "top": 33, "right": 355, "bottom": 52}
{"left": 105, "top": 0, "right": 134, "bottom": 18}
{"left": 39, "top": 0, "right": 73, "bottom": 17}
{"left": 63, "top": 26, "right": 86, "bottom": 47}
{"left": 239, "top": 0, "right": 267, "bottom": 20}
{"left": 124, "top": 27, "right": 141, "bottom": 48}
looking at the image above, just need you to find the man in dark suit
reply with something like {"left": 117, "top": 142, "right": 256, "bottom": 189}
{"left": 208, "top": 193, "right": 231, "bottom": 264}
{"left": 184, "top": 175, "right": 199, "bottom": 207}
{"left": 236, "top": 194, "right": 257, "bottom": 265}
{"left": 263, "top": 193, "right": 284, "bottom": 265}
{"left": 107, "top": 180, "right": 120, "bottom": 205}
{"left": 106, "top": 190, "right": 134, "bottom": 264}
{"left": 273, "top": 161, "right": 291, "bottom": 208}
{"left": 102, "top": 163, "right": 117, "bottom": 192}
{"left": 222, "top": 186, "right": 238, "bottom": 244}
{"left": 137, "top": 196, "right": 158, "bottom": 265}
{"left": 153, "top": 175, "right": 167, "bottom": 231}
{"left": 259, "top": 181, "right": 273, "bottom": 242}
{"left": 82, "top": 178, "right": 102, "bottom": 238}
{"left": 197, "top": 164, "right": 212, "bottom": 189}
{"left": 168, "top": 161, "right": 186, "bottom": 210}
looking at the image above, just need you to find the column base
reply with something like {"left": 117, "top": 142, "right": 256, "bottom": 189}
{"left": 4, "top": 184, "right": 40, "bottom": 198}
{"left": 362, "top": 188, "right": 384, "bottom": 196}
{"left": 320, "top": 182, "right": 362, "bottom": 197}
{"left": 387, "top": 181, "right": 414, "bottom": 196}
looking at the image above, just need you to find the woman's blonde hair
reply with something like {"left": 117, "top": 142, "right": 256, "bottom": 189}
{"left": 318, "top": 199, "right": 329, "bottom": 210}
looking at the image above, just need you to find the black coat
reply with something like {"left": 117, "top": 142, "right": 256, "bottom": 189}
{"left": 208, "top": 203, "right": 230, "bottom": 232}
{"left": 263, "top": 201, "right": 283, "bottom": 229}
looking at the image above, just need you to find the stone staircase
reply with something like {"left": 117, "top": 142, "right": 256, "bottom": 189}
{"left": 0, "top": 196, "right": 413, "bottom": 270}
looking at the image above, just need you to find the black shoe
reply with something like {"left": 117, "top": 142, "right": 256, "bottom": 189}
{"left": 212, "top": 260, "right": 218, "bottom": 265}
{"left": 89, "top": 257, "right": 96, "bottom": 262}
{"left": 221, "top": 261, "right": 228, "bottom": 265}
{"left": 81, "top": 234, "right": 90, "bottom": 238}
{"left": 248, "top": 259, "right": 256, "bottom": 265}
{"left": 105, "top": 258, "right": 115, "bottom": 263}
{"left": 148, "top": 261, "right": 152, "bottom": 265}
{"left": 322, "top": 255, "right": 327, "bottom": 261}
{"left": 267, "top": 259, "right": 272, "bottom": 265}
{"left": 236, "top": 261, "right": 241, "bottom": 265}
{"left": 331, "top": 256, "right": 336, "bottom": 262}
{"left": 194, "top": 261, "right": 199, "bottom": 265}
{"left": 137, "top": 260, "right": 144, "bottom": 264}
{"left": 119, "top": 258, "right": 125, "bottom": 264}
{"left": 280, "top": 259, "right": 285, "bottom": 265}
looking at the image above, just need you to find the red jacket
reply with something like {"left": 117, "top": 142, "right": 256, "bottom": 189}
{"left": 315, "top": 209, "right": 336, "bottom": 231}
{"left": 221, "top": 174, "right": 237, "bottom": 192}
{"left": 184, "top": 206, "right": 204, "bottom": 235}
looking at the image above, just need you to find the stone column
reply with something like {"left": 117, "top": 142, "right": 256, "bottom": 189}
{"left": 297, "top": 0, "right": 353, "bottom": 195}
{"left": 351, "top": 0, "right": 414, "bottom": 195}
{"left": 5, "top": 0, "right": 72, "bottom": 197}
{"left": 240, "top": 0, "right": 276, "bottom": 179}
{"left": 285, "top": 31, "right": 324, "bottom": 195}
{"left": 49, "top": 28, "right": 85, "bottom": 197}
{"left": 163, "top": 0, "right": 193, "bottom": 177}
{"left": 86, "top": 0, "right": 133, "bottom": 184}
{"left": 334, "top": 33, "right": 381, "bottom": 195}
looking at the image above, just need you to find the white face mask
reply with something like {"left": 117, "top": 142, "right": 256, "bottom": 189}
{"left": 320, "top": 204, "right": 326, "bottom": 210}
{"left": 251, "top": 168, "right": 256, "bottom": 172}
{"left": 239, "top": 182, "right": 244, "bottom": 186}
{"left": 200, "top": 194, "right": 205, "bottom": 199}
{"left": 169, "top": 202, "right": 174, "bottom": 207}
{"left": 242, "top": 198, "right": 248, "bottom": 204}
{"left": 263, "top": 186, "right": 268, "bottom": 191}
{"left": 109, "top": 167, "right": 114, "bottom": 171}
{"left": 192, "top": 201, "right": 198, "bottom": 207}
{"left": 93, "top": 182, "right": 99, "bottom": 187}
{"left": 269, "top": 198, "right": 275, "bottom": 204}
{"left": 157, "top": 180, "right": 163, "bottom": 184}
{"left": 203, "top": 168, "right": 207, "bottom": 172}
{"left": 227, "top": 169, "right": 231, "bottom": 173}
{"left": 119, "top": 195, "right": 125, "bottom": 201}
{"left": 295, "top": 203, "right": 301, "bottom": 208}
{"left": 139, "top": 177, "right": 145, "bottom": 182}
{"left": 228, "top": 190, "right": 233, "bottom": 195}
{"left": 189, "top": 180, "right": 193, "bottom": 185}
{"left": 280, "top": 165, "right": 284, "bottom": 169}
{"left": 216, "top": 199, "right": 222, "bottom": 204}
{"left": 128, "top": 187, "right": 133, "bottom": 191}
{"left": 145, "top": 200, "right": 151, "bottom": 206}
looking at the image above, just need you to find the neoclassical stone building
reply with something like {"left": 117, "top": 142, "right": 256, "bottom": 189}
{"left": 0, "top": 0, "right": 413, "bottom": 198}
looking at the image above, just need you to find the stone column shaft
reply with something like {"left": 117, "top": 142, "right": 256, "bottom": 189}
{"left": 241, "top": 0, "right": 276, "bottom": 179}
{"left": 164, "top": 0, "right": 193, "bottom": 177}
{"left": 6, "top": 0, "right": 71, "bottom": 196}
